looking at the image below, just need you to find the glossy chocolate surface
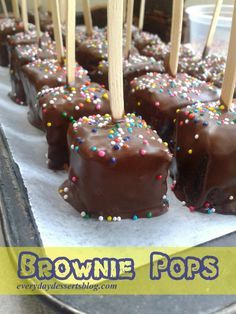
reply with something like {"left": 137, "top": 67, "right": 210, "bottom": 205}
{"left": 173, "top": 101, "right": 236, "bottom": 215}
{"left": 0, "top": 18, "right": 25, "bottom": 66}
{"left": 90, "top": 54, "right": 165, "bottom": 94}
{"left": 127, "top": 73, "right": 220, "bottom": 148}
{"left": 59, "top": 114, "right": 172, "bottom": 219}
{"left": 21, "top": 59, "right": 90, "bottom": 129}
{"left": 141, "top": 43, "right": 195, "bottom": 62}
{"left": 37, "top": 82, "right": 111, "bottom": 169}
{"left": 9, "top": 33, "right": 54, "bottom": 105}
{"left": 76, "top": 33, "right": 138, "bottom": 73}
{"left": 133, "top": 30, "right": 162, "bottom": 52}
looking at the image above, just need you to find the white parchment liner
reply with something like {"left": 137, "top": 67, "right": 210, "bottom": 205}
{"left": 0, "top": 67, "right": 235, "bottom": 247}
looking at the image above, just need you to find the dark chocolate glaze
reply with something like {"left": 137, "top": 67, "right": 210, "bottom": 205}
{"left": 133, "top": 30, "right": 162, "bottom": 52}
{"left": 127, "top": 73, "right": 220, "bottom": 149}
{"left": 8, "top": 32, "right": 54, "bottom": 105}
{"left": 29, "top": 10, "right": 52, "bottom": 33}
{"left": 173, "top": 101, "right": 236, "bottom": 215}
{"left": 76, "top": 35, "right": 107, "bottom": 72}
{"left": 90, "top": 54, "right": 165, "bottom": 100}
{"left": 141, "top": 43, "right": 195, "bottom": 62}
{"left": 179, "top": 54, "right": 226, "bottom": 85}
{"left": 7, "top": 24, "right": 36, "bottom": 59}
{"left": 76, "top": 34, "right": 138, "bottom": 73}
{"left": 59, "top": 114, "right": 172, "bottom": 219}
{"left": 37, "top": 82, "right": 111, "bottom": 170}
{"left": 0, "top": 18, "right": 25, "bottom": 66}
{"left": 21, "top": 59, "right": 90, "bottom": 129}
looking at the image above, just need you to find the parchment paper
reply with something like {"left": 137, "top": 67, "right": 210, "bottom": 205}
{"left": 0, "top": 67, "right": 235, "bottom": 247}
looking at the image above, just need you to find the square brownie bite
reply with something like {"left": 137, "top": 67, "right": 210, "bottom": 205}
{"left": 59, "top": 114, "right": 172, "bottom": 220}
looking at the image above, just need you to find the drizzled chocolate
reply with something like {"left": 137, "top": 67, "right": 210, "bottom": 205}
{"left": 173, "top": 101, "right": 236, "bottom": 215}
{"left": 59, "top": 114, "right": 172, "bottom": 220}
{"left": 37, "top": 82, "right": 111, "bottom": 170}
{"left": 127, "top": 73, "right": 220, "bottom": 148}
{"left": 21, "top": 59, "right": 90, "bottom": 129}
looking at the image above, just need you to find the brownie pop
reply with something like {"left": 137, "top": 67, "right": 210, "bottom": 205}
{"left": 0, "top": 16, "right": 25, "bottom": 66}
{"left": 35, "top": 0, "right": 110, "bottom": 170}
{"left": 173, "top": 5, "right": 236, "bottom": 215}
{"left": 21, "top": 0, "right": 90, "bottom": 129}
{"left": 90, "top": 0, "right": 165, "bottom": 94}
{"left": 8, "top": 0, "right": 53, "bottom": 105}
{"left": 59, "top": 0, "right": 172, "bottom": 221}
{"left": 132, "top": 0, "right": 163, "bottom": 52}
{"left": 127, "top": 1, "right": 219, "bottom": 150}
{"left": 75, "top": 0, "right": 107, "bottom": 71}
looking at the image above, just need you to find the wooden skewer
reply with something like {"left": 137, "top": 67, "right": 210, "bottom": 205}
{"left": 82, "top": 0, "right": 93, "bottom": 36}
{"left": 46, "top": 0, "right": 51, "bottom": 12}
{"left": 33, "top": 0, "right": 41, "bottom": 39}
{"left": 66, "top": 0, "right": 76, "bottom": 84}
{"left": 21, "top": 0, "right": 28, "bottom": 32}
{"left": 12, "top": 0, "right": 20, "bottom": 19}
{"left": 124, "top": 0, "right": 134, "bottom": 58}
{"left": 60, "top": 0, "right": 66, "bottom": 25}
{"left": 1, "top": 0, "right": 8, "bottom": 17}
{"left": 169, "top": 0, "right": 184, "bottom": 77}
{"left": 138, "top": 0, "right": 146, "bottom": 31}
{"left": 220, "top": 2, "right": 236, "bottom": 110}
{"left": 202, "top": 0, "right": 223, "bottom": 59}
{"left": 51, "top": 0, "right": 65, "bottom": 63}
{"left": 123, "top": 0, "right": 127, "bottom": 24}
{"left": 108, "top": 0, "right": 124, "bottom": 121}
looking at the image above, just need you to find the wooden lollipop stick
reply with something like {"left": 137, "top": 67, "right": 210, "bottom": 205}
{"left": 169, "top": 0, "right": 184, "bottom": 77}
{"left": 21, "top": 0, "right": 28, "bottom": 31}
{"left": 12, "top": 0, "right": 20, "bottom": 19}
{"left": 220, "top": 3, "right": 236, "bottom": 110}
{"left": 124, "top": 0, "right": 134, "bottom": 58}
{"left": 66, "top": 0, "right": 76, "bottom": 84}
{"left": 138, "top": 0, "right": 146, "bottom": 31}
{"left": 60, "top": 0, "right": 66, "bottom": 25}
{"left": 33, "top": 0, "right": 41, "bottom": 39}
{"left": 202, "top": 0, "right": 223, "bottom": 59}
{"left": 123, "top": 0, "right": 127, "bottom": 24}
{"left": 51, "top": 0, "right": 65, "bottom": 63}
{"left": 82, "top": 0, "right": 93, "bottom": 36}
{"left": 108, "top": 0, "right": 124, "bottom": 121}
{"left": 1, "top": 0, "right": 8, "bottom": 17}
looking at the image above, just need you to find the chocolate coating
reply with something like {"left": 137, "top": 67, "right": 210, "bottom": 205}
{"left": 90, "top": 54, "right": 165, "bottom": 97}
{"left": 76, "top": 33, "right": 107, "bottom": 72}
{"left": 133, "top": 30, "right": 162, "bottom": 52}
{"left": 9, "top": 33, "right": 54, "bottom": 105}
{"left": 179, "top": 54, "right": 226, "bottom": 84}
{"left": 141, "top": 43, "right": 195, "bottom": 62}
{"left": 127, "top": 73, "right": 220, "bottom": 148}
{"left": 37, "top": 82, "right": 111, "bottom": 170}
{"left": 7, "top": 24, "right": 37, "bottom": 58}
{"left": 76, "top": 34, "right": 138, "bottom": 73}
{"left": 173, "top": 101, "right": 236, "bottom": 215}
{"left": 59, "top": 114, "right": 172, "bottom": 219}
{"left": 0, "top": 18, "right": 25, "bottom": 66}
{"left": 21, "top": 59, "right": 90, "bottom": 129}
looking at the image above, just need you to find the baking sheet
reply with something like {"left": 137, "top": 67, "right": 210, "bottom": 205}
{"left": 0, "top": 66, "right": 235, "bottom": 247}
